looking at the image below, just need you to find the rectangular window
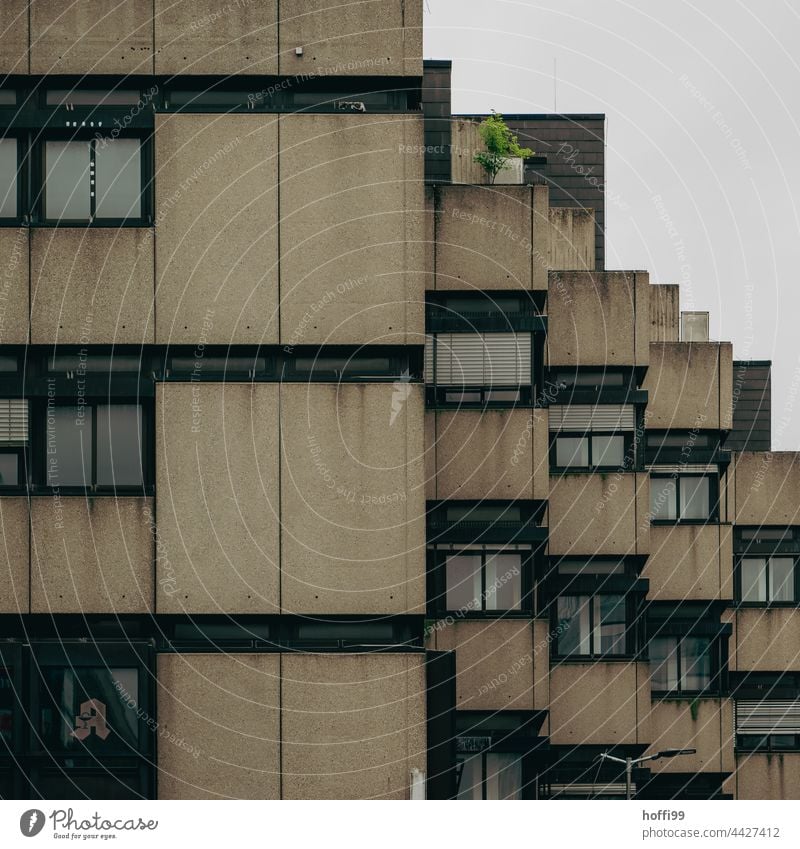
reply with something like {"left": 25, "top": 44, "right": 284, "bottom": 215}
{"left": 740, "top": 557, "right": 796, "bottom": 604}
{"left": 650, "top": 635, "right": 712, "bottom": 693}
{"left": 457, "top": 752, "right": 522, "bottom": 800}
{"left": 43, "top": 137, "right": 144, "bottom": 223}
{"left": 650, "top": 475, "right": 715, "bottom": 523}
{"left": 556, "top": 594, "right": 627, "bottom": 657}
{"left": 425, "top": 333, "right": 532, "bottom": 387}
{"left": 735, "top": 699, "right": 800, "bottom": 752}
{"left": 0, "top": 137, "right": 18, "bottom": 219}
{"left": 445, "top": 550, "right": 523, "bottom": 612}
{"left": 45, "top": 403, "right": 144, "bottom": 489}
{"left": 0, "top": 398, "right": 28, "bottom": 489}
{"left": 553, "top": 432, "right": 626, "bottom": 470}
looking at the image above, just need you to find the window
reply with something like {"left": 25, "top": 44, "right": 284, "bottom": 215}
{"left": 45, "top": 89, "right": 143, "bottom": 107}
{"left": 457, "top": 752, "right": 522, "bottom": 800}
{"left": 43, "top": 137, "right": 144, "bottom": 223}
{"left": 650, "top": 636, "right": 713, "bottom": 693}
{"left": 444, "top": 549, "right": 523, "bottom": 612}
{"left": 0, "top": 399, "right": 28, "bottom": 489}
{"left": 552, "top": 369, "right": 627, "bottom": 390}
{"left": 554, "top": 432, "right": 626, "bottom": 469}
{"left": 556, "top": 594, "right": 627, "bottom": 657}
{"left": 650, "top": 474, "right": 716, "bottom": 522}
{"left": 0, "top": 137, "right": 18, "bottom": 219}
{"left": 425, "top": 332, "right": 533, "bottom": 405}
{"left": 736, "top": 699, "right": 800, "bottom": 751}
{"left": 740, "top": 557, "right": 796, "bottom": 604}
{"left": 45, "top": 403, "right": 144, "bottom": 489}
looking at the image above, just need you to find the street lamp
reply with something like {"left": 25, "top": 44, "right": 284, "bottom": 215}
{"left": 598, "top": 748, "right": 697, "bottom": 800}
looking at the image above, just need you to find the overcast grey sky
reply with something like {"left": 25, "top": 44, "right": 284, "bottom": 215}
{"left": 424, "top": 0, "right": 800, "bottom": 448}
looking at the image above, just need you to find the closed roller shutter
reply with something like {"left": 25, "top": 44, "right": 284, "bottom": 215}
{"left": 736, "top": 700, "right": 800, "bottom": 735}
{"left": 0, "top": 399, "right": 28, "bottom": 444}
{"left": 425, "top": 333, "right": 531, "bottom": 385}
{"left": 549, "top": 404, "right": 636, "bottom": 431}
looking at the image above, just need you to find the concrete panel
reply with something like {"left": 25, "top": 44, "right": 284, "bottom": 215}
{"left": 648, "top": 698, "right": 734, "bottom": 774}
{"left": 720, "top": 343, "right": 733, "bottom": 431}
{"left": 282, "top": 654, "right": 426, "bottom": 799}
{"left": 434, "top": 185, "right": 533, "bottom": 291}
{"left": 547, "top": 271, "right": 649, "bottom": 367}
{"left": 155, "top": 0, "right": 277, "bottom": 75}
{"left": 549, "top": 662, "right": 649, "bottom": 745}
{"left": 31, "top": 0, "right": 153, "bottom": 74}
{"left": 0, "top": 1, "right": 28, "bottom": 73}
{"left": 645, "top": 524, "right": 733, "bottom": 601}
{"left": 31, "top": 228, "right": 154, "bottom": 344}
{"left": 279, "top": 0, "right": 421, "bottom": 77}
{"left": 649, "top": 284, "right": 680, "bottom": 342}
{"left": 434, "top": 408, "right": 547, "bottom": 501}
{"left": 424, "top": 410, "right": 436, "bottom": 501}
{"left": 548, "top": 207, "right": 595, "bottom": 271}
{"left": 0, "top": 226, "right": 29, "bottom": 344}
{"left": 732, "top": 451, "right": 800, "bottom": 525}
{"left": 30, "top": 497, "right": 153, "bottom": 613}
{"left": 734, "top": 609, "right": 800, "bottom": 672}
{"left": 280, "top": 383, "right": 425, "bottom": 614}
{"left": 643, "top": 342, "right": 726, "bottom": 430}
{"left": 736, "top": 754, "right": 800, "bottom": 800}
{"left": 157, "top": 653, "right": 280, "bottom": 799}
{"left": 431, "top": 619, "right": 541, "bottom": 711}
{"left": 156, "top": 383, "right": 280, "bottom": 613}
{"left": 548, "top": 472, "right": 648, "bottom": 556}
{"left": 0, "top": 498, "right": 29, "bottom": 614}
{"left": 279, "top": 114, "right": 424, "bottom": 344}
{"left": 155, "top": 114, "right": 279, "bottom": 344}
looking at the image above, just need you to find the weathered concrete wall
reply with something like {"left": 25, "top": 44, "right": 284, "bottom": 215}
{"left": 735, "top": 754, "right": 800, "bottom": 800}
{"left": 731, "top": 451, "right": 800, "bottom": 525}
{"left": 0, "top": 497, "right": 29, "bottom": 613}
{"left": 647, "top": 699, "right": 734, "bottom": 774}
{"left": 0, "top": 1, "right": 28, "bottom": 73}
{"left": 548, "top": 207, "right": 595, "bottom": 272}
{"left": 0, "top": 227, "right": 29, "bottom": 344}
{"left": 31, "top": 228, "right": 154, "bottom": 344}
{"left": 649, "top": 283, "right": 680, "bottom": 342}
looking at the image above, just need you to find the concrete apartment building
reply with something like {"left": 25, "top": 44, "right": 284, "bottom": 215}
{"left": 0, "top": 2, "right": 796, "bottom": 801}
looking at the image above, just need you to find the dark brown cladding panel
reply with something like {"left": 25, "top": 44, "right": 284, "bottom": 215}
{"left": 728, "top": 360, "right": 772, "bottom": 452}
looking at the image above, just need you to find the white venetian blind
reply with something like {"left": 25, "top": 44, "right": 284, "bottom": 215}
{"left": 0, "top": 399, "right": 28, "bottom": 444}
{"left": 736, "top": 700, "right": 800, "bottom": 735}
{"left": 549, "top": 404, "right": 636, "bottom": 431}
{"left": 424, "top": 333, "right": 531, "bottom": 385}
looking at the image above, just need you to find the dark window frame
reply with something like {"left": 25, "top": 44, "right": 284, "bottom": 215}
{"left": 735, "top": 553, "right": 799, "bottom": 607}
{"left": 648, "top": 633, "right": 720, "bottom": 696}
{"left": 649, "top": 472, "right": 719, "bottom": 524}
{"left": 550, "top": 429, "right": 634, "bottom": 472}
{"left": 427, "top": 544, "right": 535, "bottom": 617}
{"left": 33, "top": 129, "right": 152, "bottom": 227}
{"left": 0, "top": 130, "right": 26, "bottom": 225}
{"left": 551, "top": 591, "right": 636, "bottom": 660}
{"left": 736, "top": 733, "right": 800, "bottom": 753}
{"left": 30, "top": 396, "right": 153, "bottom": 495}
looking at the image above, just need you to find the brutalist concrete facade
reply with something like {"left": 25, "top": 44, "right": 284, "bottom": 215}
{"left": 0, "top": 2, "right": 796, "bottom": 801}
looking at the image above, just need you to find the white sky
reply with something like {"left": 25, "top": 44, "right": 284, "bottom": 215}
{"left": 424, "top": 0, "right": 800, "bottom": 447}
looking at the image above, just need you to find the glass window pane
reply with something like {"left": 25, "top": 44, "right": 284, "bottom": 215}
{"left": 456, "top": 755, "right": 482, "bottom": 800}
{"left": 446, "top": 504, "right": 521, "bottom": 522}
{"left": 96, "top": 405, "right": 143, "bottom": 487}
{"left": 771, "top": 734, "right": 796, "bottom": 750}
{"left": 486, "top": 753, "right": 522, "bottom": 800}
{"left": 650, "top": 478, "right": 677, "bottom": 520}
{"left": 770, "top": 558, "right": 794, "bottom": 602}
{"left": 0, "top": 137, "right": 17, "bottom": 218}
{"left": 39, "top": 667, "right": 139, "bottom": 753}
{"left": 741, "top": 558, "right": 767, "bottom": 603}
{"left": 680, "top": 476, "right": 710, "bottom": 520}
{"left": 95, "top": 139, "right": 141, "bottom": 219}
{"left": 595, "top": 594, "right": 626, "bottom": 655}
{"left": 0, "top": 453, "right": 18, "bottom": 486}
{"left": 558, "top": 559, "right": 624, "bottom": 575}
{"left": 682, "top": 637, "right": 712, "bottom": 690}
{"left": 485, "top": 553, "right": 522, "bottom": 610}
{"left": 47, "top": 406, "right": 92, "bottom": 486}
{"left": 0, "top": 666, "right": 12, "bottom": 745}
{"left": 556, "top": 436, "right": 589, "bottom": 468}
{"left": 557, "top": 595, "right": 591, "bottom": 655}
{"left": 650, "top": 636, "right": 679, "bottom": 691}
{"left": 592, "top": 434, "right": 625, "bottom": 467}
{"left": 46, "top": 89, "right": 142, "bottom": 106}
{"left": 45, "top": 141, "right": 91, "bottom": 220}
{"left": 446, "top": 554, "right": 482, "bottom": 612}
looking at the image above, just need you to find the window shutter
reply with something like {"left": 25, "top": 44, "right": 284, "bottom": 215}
{"left": 549, "top": 404, "right": 636, "bottom": 431}
{"left": 736, "top": 700, "right": 800, "bottom": 734}
{"left": 0, "top": 399, "right": 28, "bottom": 444}
{"left": 425, "top": 333, "right": 531, "bottom": 385}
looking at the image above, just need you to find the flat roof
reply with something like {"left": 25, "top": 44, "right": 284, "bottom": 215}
{"left": 454, "top": 113, "right": 606, "bottom": 121}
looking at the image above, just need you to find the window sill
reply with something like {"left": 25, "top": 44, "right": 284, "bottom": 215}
{"left": 734, "top": 602, "right": 800, "bottom": 610}
{"left": 650, "top": 691, "right": 723, "bottom": 700}
{"left": 550, "top": 654, "right": 636, "bottom": 663}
